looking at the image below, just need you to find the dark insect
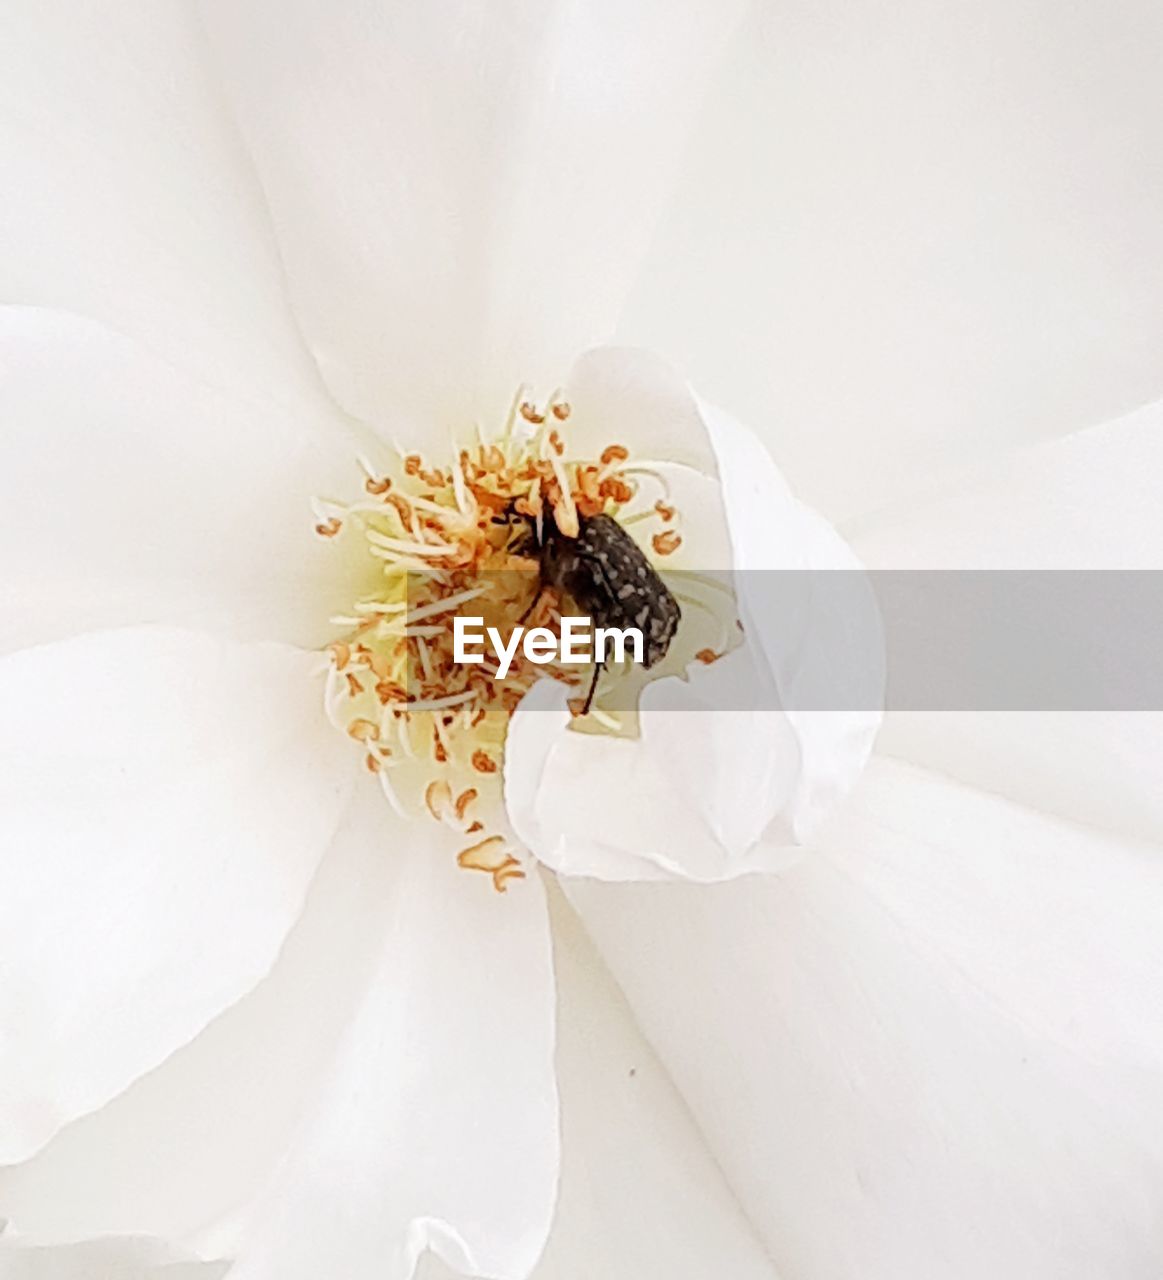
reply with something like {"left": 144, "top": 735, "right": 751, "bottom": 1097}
{"left": 509, "top": 509, "right": 682, "bottom": 714}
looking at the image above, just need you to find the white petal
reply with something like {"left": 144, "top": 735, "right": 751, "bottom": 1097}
{"left": 852, "top": 397, "right": 1163, "bottom": 844}
{"left": 851, "top": 397, "right": 1163, "bottom": 571}
{"left": 0, "top": 308, "right": 370, "bottom": 653}
{"left": 0, "top": 781, "right": 401, "bottom": 1250}
{"left": 0, "top": 1232, "right": 225, "bottom": 1280}
{"left": 566, "top": 758, "right": 1163, "bottom": 1278}
{"left": 0, "top": 626, "right": 354, "bottom": 1163}
{"left": 562, "top": 347, "right": 721, "bottom": 478}
{"left": 418, "top": 886, "right": 779, "bottom": 1280}
{"left": 198, "top": 0, "right": 745, "bottom": 436}
{"left": 506, "top": 353, "right": 880, "bottom": 881}
{"left": 228, "top": 832, "right": 558, "bottom": 1280}
{"left": 700, "top": 397, "right": 883, "bottom": 838}
{"left": 32, "top": 859, "right": 777, "bottom": 1279}
{"left": 0, "top": 0, "right": 325, "bottom": 407}
{"left": 506, "top": 677, "right": 803, "bottom": 884}
{"left": 620, "top": 0, "right": 1163, "bottom": 521}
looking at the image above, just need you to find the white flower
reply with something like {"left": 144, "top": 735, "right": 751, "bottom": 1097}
{"left": 0, "top": 3, "right": 874, "bottom": 1277}
{"left": 3, "top": 2, "right": 1163, "bottom": 1280}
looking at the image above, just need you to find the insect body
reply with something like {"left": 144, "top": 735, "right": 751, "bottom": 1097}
{"left": 539, "top": 513, "right": 680, "bottom": 663}
{"left": 527, "top": 511, "right": 681, "bottom": 713}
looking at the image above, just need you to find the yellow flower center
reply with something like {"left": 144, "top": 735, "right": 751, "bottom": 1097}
{"left": 313, "top": 388, "right": 689, "bottom": 891}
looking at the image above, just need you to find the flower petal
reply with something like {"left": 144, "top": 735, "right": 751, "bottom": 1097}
{"left": 415, "top": 887, "right": 779, "bottom": 1280}
{"left": 226, "top": 830, "right": 558, "bottom": 1280}
{"left": 0, "top": 1232, "right": 225, "bottom": 1280}
{"left": 506, "top": 677, "right": 804, "bottom": 884}
{"left": 852, "top": 397, "right": 1163, "bottom": 845}
{"left": 506, "top": 354, "right": 881, "bottom": 881}
{"left": 566, "top": 758, "right": 1163, "bottom": 1278}
{"left": 0, "top": 307, "right": 371, "bottom": 653}
{"left": 529, "top": 890, "right": 780, "bottom": 1280}
{"left": 198, "top": 0, "right": 746, "bottom": 436}
{"left": 619, "top": 0, "right": 1163, "bottom": 521}
{"left": 0, "top": 0, "right": 325, "bottom": 406}
{"left": 562, "top": 347, "right": 721, "bottom": 478}
{"left": 700, "top": 397, "right": 884, "bottom": 837}
{"left": 0, "top": 781, "right": 401, "bottom": 1250}
{"left": 0, "top": 626, "right": 354, "bottom": 1163}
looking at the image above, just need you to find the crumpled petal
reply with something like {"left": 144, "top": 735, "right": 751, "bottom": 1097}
{"left": 226, "top": 831, "right": 558, "bottom": 1280}
{"left": 852, "top": 396, "right": 1163, "bottom": 845}
{"left": 505, "top": 348, "right": 881, "bottom": 882}
{"left": 505, "top": 676, "right": 804, "bottom": 884}
{"left": 198, "top": 0, "right": 745, "bottom": 437}
{"left": 0, "top": 626, "right": 354, "bottom": 1163}
{"left": 0, "top": 307, "right": 372, "bottom": 654}
{"left": 565, "top": 757, "right": 1163, "bottom": 1279}
{"left": 700, "top": 397, "right": 884, "bottom": 838}
{"left": 0, "top": 0, "right": 324, "bottom": 407}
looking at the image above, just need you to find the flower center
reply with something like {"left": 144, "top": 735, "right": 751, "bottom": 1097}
{"left": 313, "top": 388, "right": 687, "bottom": 891}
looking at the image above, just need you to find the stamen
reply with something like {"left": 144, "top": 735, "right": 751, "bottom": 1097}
{"left": 457, "top": 836, "right": 526, "bottom": 893}
{"left": 451, "top": 449, "right": 472, "bottom": 517}
{"left": 387, "top": 690, "right": 477, "bottom": 714}
{"left": 620, "top": 464, "right": 671, "bottom": 501}
{"left": 348, "top": 718, "right": 380, "bottom": 742}
{"left": 377, "top": 766, "right": 410, "bottom": 819}
{"left": 425, "top": 779, "right": 454, "bottom": 822}
{"left": 405, "top": 586, "right": 487, "bottom": 623}
{"left": 416, "top": 636, "right": 435, "bottom": 685}
{"left": 365, "top": 529, "right": 456, "bottom": 559}
{"left": 317, "top": 384, "right": 693, "bottom": 888}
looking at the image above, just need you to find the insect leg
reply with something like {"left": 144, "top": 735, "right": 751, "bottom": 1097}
{"left": 581, "top": 658, "right": 603, "bottom": 716}
{"left": 517, "top": 585, "right": 546, "bottom": 625}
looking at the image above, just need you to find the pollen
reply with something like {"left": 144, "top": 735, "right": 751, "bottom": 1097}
{"left": 316, "top": 385, "right": 687, "bottom": 890}
{"left": 348, "top": 718, "right": 380, "bottom": 742}
{"left": 457, "top": 836, "right": 526, "bottom": 893}
{"left": 425, "top": 778, "right": 454, "bottom": 822}
{"left": 328, "top": 641, "right": 351, "bottom": 670}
